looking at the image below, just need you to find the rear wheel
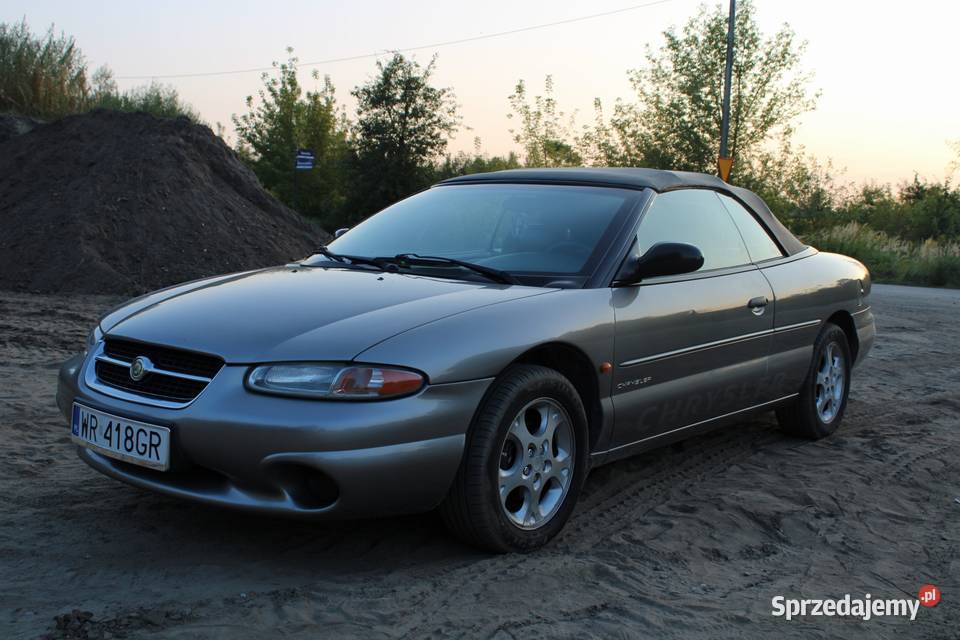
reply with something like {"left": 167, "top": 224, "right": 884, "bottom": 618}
{"left": 440, "top": 365, "right": 589, "bottom": 552}
{"left": 776, "top": 323, "right": 851, "bottom": 439}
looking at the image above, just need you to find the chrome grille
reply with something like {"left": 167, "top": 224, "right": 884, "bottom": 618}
{"left": 91, "top": 338, "right": 224, "bottom": 405}
{"left": 103, "top": 338, "right": 223, "bottom": 378}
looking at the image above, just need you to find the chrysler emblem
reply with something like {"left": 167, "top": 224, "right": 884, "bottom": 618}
{"left": 130, "top": 356, "right": 151, "bottom": 382}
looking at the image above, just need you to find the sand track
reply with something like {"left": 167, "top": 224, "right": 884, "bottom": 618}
{"left": 1, "top": 284, "right": 958, "bottom": 638}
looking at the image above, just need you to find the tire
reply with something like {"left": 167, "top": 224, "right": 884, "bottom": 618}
{"left": 440, "top": 364, "right": 589, "bottom": 552}
{"left": 776, "top": 323, "right": 852, "bottom": 439}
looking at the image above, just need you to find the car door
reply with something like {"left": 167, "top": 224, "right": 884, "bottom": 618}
{"left": 609, "top": 188, "right": 775, "bottom": 449}
{"left": 716, "top": 193, "right": 821, "bottom": 401}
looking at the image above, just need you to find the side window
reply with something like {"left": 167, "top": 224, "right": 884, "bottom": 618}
{"left": 636, "top": 189, "right": 751, "bottom": 271}
{"left": 717, "top": 194, "right": 784, "bottom": 262}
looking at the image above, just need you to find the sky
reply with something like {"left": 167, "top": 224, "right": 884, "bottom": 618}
{"left": 5, "top": 0, "right": 958, "bottom": 185}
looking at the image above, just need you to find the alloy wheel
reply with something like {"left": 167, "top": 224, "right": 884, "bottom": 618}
{"left": 497, "top": 398, "right": 576, "bottom": 530}
{"left": 814, "top": 342, "right": 845, "bottom": 423}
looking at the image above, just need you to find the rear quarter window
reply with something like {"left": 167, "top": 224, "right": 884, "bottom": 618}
{"left": 717, "top": 194, "right": 784, "bottom": 263}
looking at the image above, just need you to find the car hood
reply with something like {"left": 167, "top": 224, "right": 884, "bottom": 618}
{"left": 102, "top": 266, "right": 554, "bottom": 363}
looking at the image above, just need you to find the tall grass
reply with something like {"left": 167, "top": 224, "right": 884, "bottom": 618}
{"left": 805, "top": 223, "right": 960, "bottom": 288}
{"left": 1, "top": 19, "right": 199, "bottom": 122}
{"left": 0, "top": 20, "right": 89, "bottom": 118}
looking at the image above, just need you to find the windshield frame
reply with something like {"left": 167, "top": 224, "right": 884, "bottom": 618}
{"left": 326, "top": 183, "right": 647, "bottom": 288}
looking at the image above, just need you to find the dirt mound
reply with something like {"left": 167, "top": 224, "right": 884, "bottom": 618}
{"left": 0, "top": 110, "right": 327, "bottom": 295}
{"left": 0, "top": 114, "right": 43, "bottom": 144}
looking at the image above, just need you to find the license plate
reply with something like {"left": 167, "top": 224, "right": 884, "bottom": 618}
{"left": 71, "top": 403, "right": 170, "bottom": 471}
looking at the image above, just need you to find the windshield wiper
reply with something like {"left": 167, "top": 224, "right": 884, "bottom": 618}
{"left": 312, "top": 246, "right": 391, "bottom": 271}
{"left": 391, "top": 253, "right": 518, "bottom": 285}
{"left": 311, "top": 248, "right": 515, "bottom": 284}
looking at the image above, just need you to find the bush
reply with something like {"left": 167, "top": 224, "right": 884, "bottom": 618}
{"left": 433, "top": 147, "right": 522, "bottom": 181}
{"left": 92, "top": 81, "right": 200, "bottom": 122}
{"left": 805, "top": 223, "right": 960, "bottom": 288}
{"left": 897, "top": 178, "right": 960, "bottom": 241}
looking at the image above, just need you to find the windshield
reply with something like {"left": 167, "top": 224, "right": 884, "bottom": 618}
{"left": 326, "top": 184, "right": 638, "bottom": 280}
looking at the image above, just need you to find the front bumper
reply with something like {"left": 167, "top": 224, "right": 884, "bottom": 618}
{"left": 57, "top": 352, "right": 491, "bottom": 518}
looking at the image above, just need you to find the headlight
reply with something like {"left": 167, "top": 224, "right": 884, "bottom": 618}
{"left": 83, "top": 325, "right": 103, "bottom": 356}
{"left": 246, "top": 363, "right": 425, "bottom": 400}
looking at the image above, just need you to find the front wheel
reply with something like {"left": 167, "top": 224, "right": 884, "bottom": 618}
{"left": 440, "top": 365, "right": 589, "bottom": 552}
{"left": 776, "top": 323, "right": 852, "bottom": 439}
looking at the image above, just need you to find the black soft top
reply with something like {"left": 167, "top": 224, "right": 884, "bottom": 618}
{"left": 439, "top": 168, "right": 807, "bottom": 256}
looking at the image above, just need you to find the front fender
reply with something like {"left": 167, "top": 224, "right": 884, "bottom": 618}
{"left": 354, "top": 289, "right": 616, "bottom": 384}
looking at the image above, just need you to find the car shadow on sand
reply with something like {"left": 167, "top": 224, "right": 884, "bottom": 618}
{"left": 87, "top": 414, "right": 783, "bottom": 575}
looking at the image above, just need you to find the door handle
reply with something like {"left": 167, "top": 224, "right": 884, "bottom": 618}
{"left": 747, "top": 296, "right": 768, "bottom": 315}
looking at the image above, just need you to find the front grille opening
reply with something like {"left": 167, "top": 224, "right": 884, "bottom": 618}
{"left": 104, "top": 338, "right": 223, "bottom": 378}
{"left": 266, "top": 463, "right": 340, "bottom": 510}
{"left": 96, "top": 360, "right": 208, "bottom": 401}
{"left": 95, "top": 338, "right": 224, "bottom": 403}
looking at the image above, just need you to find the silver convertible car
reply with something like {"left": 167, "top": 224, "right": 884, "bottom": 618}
{"left": 58, "top": 168, "right": 875, "bottom": 551}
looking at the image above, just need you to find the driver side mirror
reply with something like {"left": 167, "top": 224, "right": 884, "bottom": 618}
{"left": 616, "top": 242, "right": 704, "bottom": 285}
{"left": 334, "top": 227, "right": 350, "bottom": 239}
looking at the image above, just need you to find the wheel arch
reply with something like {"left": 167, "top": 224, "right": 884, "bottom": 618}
{"left": 826, "top": 310, "right": 859, "bottom": 362}
{"left": 509, "top": 342, "right": 604, "bottom": 451}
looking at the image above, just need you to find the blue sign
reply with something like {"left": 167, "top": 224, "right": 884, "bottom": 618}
{"left": 295, "top": 149, "right": 315, "bottom": 170}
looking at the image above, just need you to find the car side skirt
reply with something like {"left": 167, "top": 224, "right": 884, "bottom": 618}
{"left": 589, "top": 392, "right": 798, "bottom": 467}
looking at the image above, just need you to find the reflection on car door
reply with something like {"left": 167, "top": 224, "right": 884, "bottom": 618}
{"left": 608, "top": 189, "right": 776, "bottom": 450}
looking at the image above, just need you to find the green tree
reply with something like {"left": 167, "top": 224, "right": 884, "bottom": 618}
{"left": 507, "top": 76, "right": 581, "bottom": 167}
{"left": 233, "top": 50, "right": 350, "bottom": 225}
{"left": 349, "top": 53, "right": 460, "bottom": 219}
{"left": 735, "top": 140, "right": 843, "bottom": 234}
{"left": 576, "top": 99, "right": 626, "bottom": 168}
{"left": 583, "top": 0, "right": 816, "bottom": 175}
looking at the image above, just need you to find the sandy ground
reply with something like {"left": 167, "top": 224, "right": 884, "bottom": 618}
{"left": 1, "top": 284, "right": 958, "bottom": 639}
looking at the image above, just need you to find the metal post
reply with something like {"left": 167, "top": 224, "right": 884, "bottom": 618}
{"left": 718, "top": 0, "right": 736, "bottom": 182}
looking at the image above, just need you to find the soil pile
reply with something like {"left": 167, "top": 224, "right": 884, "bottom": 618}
{"left": 0, "top": 110, "right": 327, "bottom": 294}
{"left": 0, "top": 114, "right": 43, "bottom": 144}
